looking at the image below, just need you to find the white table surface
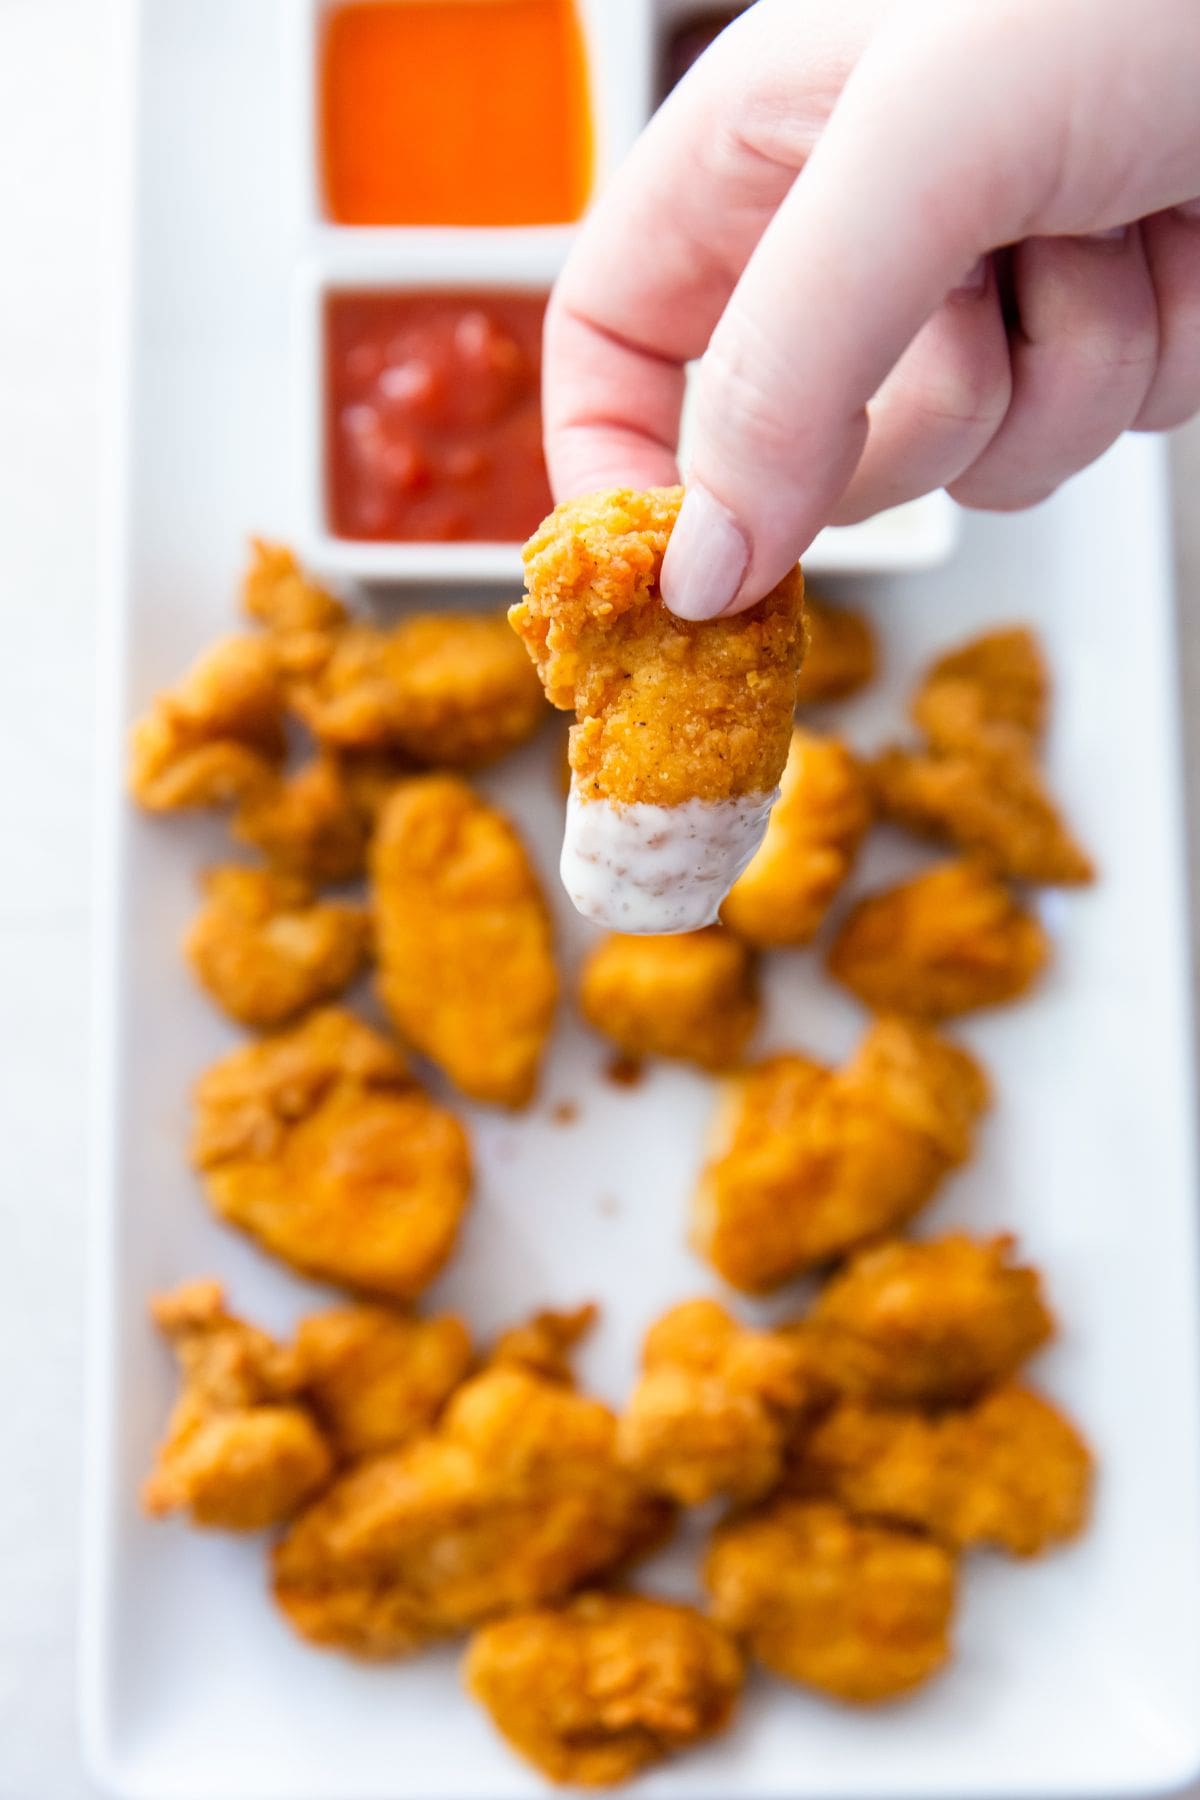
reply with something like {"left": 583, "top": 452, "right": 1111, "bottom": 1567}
{"left": 2, "top": 4, "right": 1197, "bottom": 1796}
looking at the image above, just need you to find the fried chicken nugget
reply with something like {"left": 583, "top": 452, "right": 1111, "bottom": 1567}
{"left": 464, "top": 1593, "right": 743, "bottom": 1786}
{"left": 693, "top": 1018, "right": 990, "bottom": 1292}
{"left": 242, "top": 539, "right": 346, "bottom": 637}
{"left": 827, "top": 858, "right": 1050, "bottom": 1019}
{"left": 512, "top": 488, "right": 806, "bottom": 932}
{"left": 704, "top": 1497, "right": 957, "bottom": 1703}
{"left": 191, "top": 1009, "right": 471, "bottom": 1300}
{"left": 272, "top": 1367, "right": 674, "bottom": 1659}
{"left": 721, "top": 729, "right": 873, "bottom": 947}
{"left": 288, "top": 611, "right": 547, "bottom": 768}
{"left": 183, "top": 866, "right": 371, "bottom": 1030}
{"left": 143, "top": 1280, "right": 332, "bottom": 1531}
{"left": 795, "top": 1386, "right": 1094, "bottom": 1557}
{"left": 128, "top": 635, "right": 284, "bottom": 811}
{"left": 912, "top": 625, "right": 1048, "bottom": 751}
{"left": 617, "top": 1299, "right": 819, "bottom": 1505}
{"left": 792, "top": 1233, "right": 1054, "bottom": 1406}
{"left": 578, "top": 927, "right": 759, "bottom": 1073}
{"left": 371, "top": 775, "right": 558, "bottom": 1109}
{"left": 231, "top": 755, "right": 379, "bottom": 885}
{"left": 794, "top": 594, "right": 877, "bottom": 706}
{"left": 295, "top": 1305, "right": 473, "bottom": 1462}
{"left": 488, "top": 1304, "right": 599, "bottom": 1386}
{"left": 870, "top": 735, "right": 1094, "bottom": 885}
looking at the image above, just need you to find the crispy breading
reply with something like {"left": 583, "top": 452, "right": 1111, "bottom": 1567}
{"left": 794, "top": 1386, "right": 1094, "bottom": 1557}
{"left": 693, "top": 1018, "right": 990, "bottom": 1292}
{"left": 127, "top": 635, "right": 284, "bottom": 811}
{"left": 721, "top": 729, "right": 873, "bottom": 946}
{"left": 183, "top": 866, "right": 371, "bottom": 1029}
{"left": 232, "top": 756, "right": 376, "bottom": 885}
{"left": 794, "top": 594, "right": 877, "bottom": 705}
{"left": 272, "top": 1367, "right": 674, "bottom": 1659}
{"left": 617, "top": 1299, "right": 818, "bottom": 1505}
{"left": 464, "top": 1593, "right": 743, "bottom": 1786}
{"left": 295, "top": 1304, "right": 473, "bottom": 1462}
{"left": 512, "top": 488, "right": 806, "bottom": 806}
{"left": 578, "top": 928, "right": 759, "bottom": 1073}
{"left": 912, "top": 625, "right": 1048, "bottom": 751}
{"left": 870, "top": 735, "right": 1094, "bottom": 884}
{"left": 288, "top": 611, "right": 547, "bottom": 767}
{"left": 791, "top": 1233, "right": 1054, "bottom": 1406}
{"left": 191, "top": 1009, "right": 471, "bottom": 1300}
{"left": 142, "top": 1281, "right": 332, "bottom": 1531}
{"left": 704, "top": 1496, "right": 957, "bottom": 1703}
{"left": 241, "top": 539, "right": 347, "bottom": 637}
{"left": 826, "top": 858, "right": 1050, "bottom": 1018}
{"left": 488, "top": 1304, "right": 599, "bottom": 1386}
{"left": 371, "top": 776, "right": 558, "bottom": 1108}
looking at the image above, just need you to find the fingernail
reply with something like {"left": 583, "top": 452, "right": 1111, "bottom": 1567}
{"left": 662, "top": 484, "right": 750, "bottom": 621}
{"left": 948, "top": 255, "right": 989, "bottom": 300}
{"left": 1083, "top": 224, "right": 1129, "bottom": 244}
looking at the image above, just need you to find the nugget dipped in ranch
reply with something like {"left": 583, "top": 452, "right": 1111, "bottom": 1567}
{"left": 511, "top": 488, "right": 807, "bottom": 933}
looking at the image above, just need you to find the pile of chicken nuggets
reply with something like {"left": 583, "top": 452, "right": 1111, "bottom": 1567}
{"left": 128, "top": 512, "right": 1096, "bottom": 1789}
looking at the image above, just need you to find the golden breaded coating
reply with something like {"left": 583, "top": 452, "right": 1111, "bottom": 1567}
{"left": 191, "top": 1009, "right": 471, "bottom": 1300}
{"left": 232, "top": 755, "right": 376, "bottom": 885}
{"left": 143, "top": 1280, "right": 332, "bottom": 1531}
{"left": 827, "top": 858, "right": 1050, "bottom": 1019}
{"left": 721, "top": 730, "right": 873, "bottom": 947}
{"left": 618, "top": 1299, "right": 818, "bottom": 1505}
{"left": 371, "top": 776, "right": 558, "bottom": 1108}
{"left": 912, "top": 625, "right": 1048, "bottom": 751}
{"left": 272, "top": 1367, "right": 674, "bottom": 1659}
{"left": 288, "top": 612, "right": 547, "bottom": 768}
{"left": 794, "top": 594, "right": 877, "bottom": 706}
{"left": 241, "top": 539, "right": 346, "bottom": 637}
{"left": 488, "top": 1304, "right": 599, "bottom": 1386}
{"left": 464, "top": 1593, "right": 743, "bottom": 1786}
{"left": 870, "top": 736, "right": 1094, "bottom": 885}
{"left": 183, "top": 866, "right": 371, "bottom": 1030}
{"left": 705, "top": 1497, "right": 957, "bottom": 1703}
{"left": 795, "top": 1386, "right": 1094, "bottom": 1557}
{"left": 578, "top": 928, "right": 759, "bottom": 1073}
{"left": 693, "top": 1018, "right": 990, "bottom": 1292}
{"left": 794, "top": 1233, "right": 1054, "bottom": 1406}
{"left": 512, "top": 488, "right": 806, "bottom": 806}
{"left": 128, "top": 635, "right": 284, "bottom": 811}
{"left": 295, "top": 1304, "right": 473, "bottom": 1462}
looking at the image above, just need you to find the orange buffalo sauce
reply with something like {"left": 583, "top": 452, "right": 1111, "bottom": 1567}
{"left": 320, "top": 1, "right": 594, "bottom": 227}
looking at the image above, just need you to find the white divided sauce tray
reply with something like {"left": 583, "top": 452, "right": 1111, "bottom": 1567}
{"left": 85, "top": 2, "right": 1200, "bottom": 1798}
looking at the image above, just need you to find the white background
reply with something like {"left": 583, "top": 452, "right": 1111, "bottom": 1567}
{"left": 2, "top": 3, "right": 1199, "bottom": 1795}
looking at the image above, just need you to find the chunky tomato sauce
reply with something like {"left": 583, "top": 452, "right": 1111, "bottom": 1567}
{"left": 325, "top": 290, "right": 553, "bottom": 544}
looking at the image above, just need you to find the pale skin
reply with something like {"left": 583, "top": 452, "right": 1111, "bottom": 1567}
{"left": 544, "top": 0, "right": 1200, "bottom": 619}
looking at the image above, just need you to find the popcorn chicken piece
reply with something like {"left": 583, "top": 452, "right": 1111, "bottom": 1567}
{"left": 128, "top": 635, "right": 284, "bottom": 811}
{"left": 870, "top": 735, "right": 1094, "bottom": 885}
{"left": 578, "top": 928, "right": 759, "bottom": 1073}
{"left": 618, "top": 1300, "right": 818, "bottom": 1505}
{"left": 693, "top": 1018, "right": 990, "bottom": 1292}
{"left": 512, "top": 488, "right": 806, "bottom": 931}
{"left": 184, "top": 866, "right": 371, "bottom": 1030}
{"left": 143, "top": 1280, "right": 332, "bottom": 1531}
{"left": 272, "top": 1367, "right": 674, "bottom": 1659}
{"left": 912, "top": 625, "right": 1048, "bottom": 751}
{"left": 295, "top": 1304, "right": 473, "bottom": 1462}
{"left": 465, "top": 1594, "right": 743, "bottom": 1786}
{"left": 794, "top": 594, "right": 877, "bottom": 705}
{"left": 721, "top": 729, "right": 873, "bottom": 947}
{"left": 241, "top": 539, "right": 347, "bottom": 637}
{"left": 231, "top": 755, "right": 376, "bottom": 885}
{"left": 371, "top": 776, "right": 558, "bottom": 1108}
{"left": 792, "top": 1233, "right": 1054, "bottom": 1406}
{"left": 827, "top": 858, "right": 1050, "bottom": 1019}
{"left": 705, "top": 1497, "right": 957, "bottom": 1703}
{"left": 795, "top": 1386, "right": 1094, "bottom": 1557}
{"left": 289, "top": 611, "right": 547, "bottom": 768}
{"left": 191, "top": 1009, "right": 471, "bottom": 1300}
{"left": 488, "top": 1304, "right": 599, "bottom": 1386}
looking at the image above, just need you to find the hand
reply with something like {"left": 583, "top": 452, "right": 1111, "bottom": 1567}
{"left": 543, "top": 0, "right": 1200, "bottom": 618}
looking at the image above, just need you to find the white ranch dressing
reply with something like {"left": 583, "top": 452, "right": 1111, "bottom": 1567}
{"left": 560, "top": 789, "right": 778, "bottom": 934}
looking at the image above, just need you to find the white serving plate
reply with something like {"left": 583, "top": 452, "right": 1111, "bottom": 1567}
{"left": 84, "top": 3, "right": 1200, "bottom": 1797}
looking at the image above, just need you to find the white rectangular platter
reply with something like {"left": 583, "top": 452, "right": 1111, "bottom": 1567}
{"left": 84, "top": 3, "right": 1200, "bottom": 1797}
